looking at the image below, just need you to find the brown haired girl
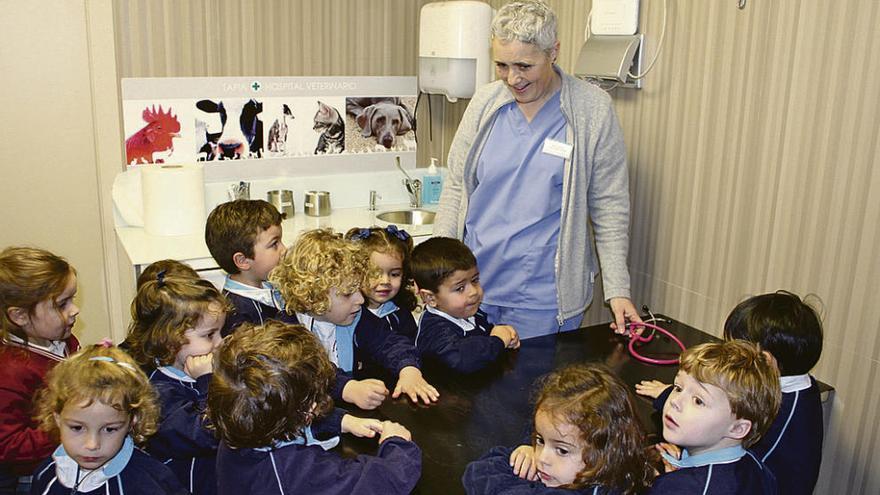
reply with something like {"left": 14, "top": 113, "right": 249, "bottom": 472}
{"left": 345, "top": 225, "right": 418, "bottom": 341}
{"left": 0, "top": 246, "right": 80, "bottom": 492}
{"left": 463, "top": 363, "right": 655, "bottom": 494}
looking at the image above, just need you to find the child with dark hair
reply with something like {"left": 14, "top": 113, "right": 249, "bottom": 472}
{"left": 410, "top": 237, "right": 520, "bottom": 374}
{"left": 637, "top": 291, "right": 824, "bottom": 495}
{"left": 648, "top": 341, "right": 780, "bottom": 494}
{"left": 204, "top": 199, "right": 290, "bottom": 335}
{"left": 30, "top": 344, "right": 185, "bottom": 494}
{"left": 345, "top": 225, "right": 419, "bottom": 341}
{"left": 463, "top": 363, "right": 655, "bottom": 494}
{"left": 208, "top": 321, "right": 421, "bottom": 495}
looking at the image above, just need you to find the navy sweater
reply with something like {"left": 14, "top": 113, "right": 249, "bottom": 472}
{"left": 372, "top": 304, "right": 418, "bottom": 343}
{"left": 349, "top": 308, "right": 421, "bottom": 378}
{"left": 416, "top": 309, "right": 505, "bottom": 374}
{"left": 653, "top": 376, "right": 823, "bottom": 495}
{"left": 215, "top": 437, "right": 421, "bottom": 495}
{"left": 647, "top": 451, "right": 776, "bottom": 495}
{"left": 221, "top": 289, "right": 299, "bottom": 337}
{"left": 145, "top": 369, "right": 218, "bottom": 495}
{"left": 30, "top": 448, "right": 187, "bottom": 495}
{"left": 463, "top": 446, "right": 619, "bottom": 495}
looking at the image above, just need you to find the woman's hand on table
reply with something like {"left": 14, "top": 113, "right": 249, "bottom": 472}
{"left": 609, "top": 297, "right": 643, "bottom": 335}
{"left": 341, "top": 415, "right": 384, "bottom": 439}
{"left": 393, "top": 366, "right": 440, "bottom": 404}
{"left": 342, "top": 378, "right": 389, "bottom": 410}
{"left": 509, "top": 445, "right": 539, "bottom": 480}
{"left": 635, "top": 380, "right": 670, "bottom": 399}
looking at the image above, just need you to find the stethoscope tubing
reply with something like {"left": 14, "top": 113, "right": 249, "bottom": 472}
{"left": 626, "top": 320, "right": 686, "bottom": 365}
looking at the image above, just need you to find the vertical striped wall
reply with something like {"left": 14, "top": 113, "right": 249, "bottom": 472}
{"left": 114, "top": 0, "right": 880, "bottom": 492}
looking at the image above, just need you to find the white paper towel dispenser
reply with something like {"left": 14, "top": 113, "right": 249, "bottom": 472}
{"left": 419, "top": 1, "right": 494, "bottom": 102}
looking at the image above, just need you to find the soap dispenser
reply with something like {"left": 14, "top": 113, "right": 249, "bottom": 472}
{"left": 422, "top": 158, "right": 443, "bottom": 205}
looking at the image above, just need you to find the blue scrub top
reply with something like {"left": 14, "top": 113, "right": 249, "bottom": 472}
{"left": 464, "top": 91, "right": 566, "bottom": 310}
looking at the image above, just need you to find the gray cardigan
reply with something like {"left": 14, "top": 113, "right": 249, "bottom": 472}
{"left": 433, "top": 68, "right": 631, "bottom": 323}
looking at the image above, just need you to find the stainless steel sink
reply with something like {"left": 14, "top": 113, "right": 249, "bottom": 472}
{"left": 376, "top": 209, "right": 436, "bottom": 225}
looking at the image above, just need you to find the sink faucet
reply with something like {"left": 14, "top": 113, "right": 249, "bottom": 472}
{"left": 395, "top": 156, "right": 422, "bottom": 208}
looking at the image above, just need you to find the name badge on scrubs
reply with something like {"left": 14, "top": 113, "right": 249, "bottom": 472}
{"left": 542, "top": 138, "right": 572, "bottom": 160}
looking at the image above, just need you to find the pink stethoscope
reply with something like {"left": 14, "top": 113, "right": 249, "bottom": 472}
{"left": 624, "top": 310, "right": 687, "bottom": 365}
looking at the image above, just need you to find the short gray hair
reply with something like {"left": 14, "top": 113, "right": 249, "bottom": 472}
{"left": 491, "top": 0, "right": 558, "bottom": 53}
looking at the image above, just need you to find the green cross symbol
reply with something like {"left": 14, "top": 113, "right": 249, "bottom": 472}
{"left": 251, "top": 81, "right": 261, "bottom": 91}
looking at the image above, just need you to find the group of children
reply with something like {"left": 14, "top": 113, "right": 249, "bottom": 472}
{"left": 0, "top": 198, "right": 824, "bottom": 494}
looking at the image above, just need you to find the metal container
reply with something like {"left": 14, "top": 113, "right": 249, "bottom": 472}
{"left": 303, "top": 190, "right": 331, "bottom": 217}
{"left": 267, "top": 190, "right": 295, "bottom": 219}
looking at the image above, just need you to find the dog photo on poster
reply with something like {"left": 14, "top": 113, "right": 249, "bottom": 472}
{"left": 121, "top": 77, "right": 417, "bottom": 168}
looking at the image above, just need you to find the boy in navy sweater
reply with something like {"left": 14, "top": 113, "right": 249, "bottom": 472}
{"left": 648, "top": 341, "right": 780, "bottom": 495}
{"left": 208, "top": 321, "right": 421, "bottom": 495}
{"left": 638, "top": 291, "right": 824, "bottom": 494}
{"left": 205, "top": 200, "right": 387, "bottom": 411}
{"left": 410, "top": 237, "right": 520, "bottom": 374}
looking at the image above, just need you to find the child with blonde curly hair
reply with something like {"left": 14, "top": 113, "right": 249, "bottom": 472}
{"left": 30, "top": 344, "right": 185, "bottom": 494}
{"left": 345, "top": 225, "right": 419, "bottom": 341}
{"left": 463, "top": 363, "right": 655, "bottom": 494}
{"left": 271, "top": 228, "right": 439, "bottom": 404}
{"left": 0, "top": 247, "right": 81, "bottom": 492}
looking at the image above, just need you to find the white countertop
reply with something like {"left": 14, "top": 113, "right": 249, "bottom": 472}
{"left": 116, "top": 203, "right": 435, "bottom": 268}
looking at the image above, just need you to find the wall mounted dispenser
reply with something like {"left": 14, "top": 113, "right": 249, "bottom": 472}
{"left": 418, "top": 1, "right": 494, "bottom": 102}
{"left": 573, "top": 34, "right": 643, "bottom": 89}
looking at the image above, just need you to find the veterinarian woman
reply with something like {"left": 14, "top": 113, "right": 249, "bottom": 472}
{"left": 434, "top": 0, "right": 641, "bottom": 339}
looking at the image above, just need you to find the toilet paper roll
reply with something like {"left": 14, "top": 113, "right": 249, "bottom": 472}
{"left": 141, "top": 164, "right": 206, "bottom": 236}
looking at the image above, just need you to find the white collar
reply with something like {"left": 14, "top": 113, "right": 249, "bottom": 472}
{"left": 155, "top": 365, "right": 196, "bottom": 383}
{"left": 424, "top": 306, "right": 476, "bottom": 332}
{"left": 223, "top": 277, "right": 282, "bottom": 309}
{"left": 780, "top": 373, "right": 812, "bottom": 393}
{"left": 52, "top": 436, "right": 134, "bottom": 491}
{"left": 4, "top": 333, "right": 67, "bottom": 358}
{"left": 296, "top": 313, "right": 339, "bottom": 366}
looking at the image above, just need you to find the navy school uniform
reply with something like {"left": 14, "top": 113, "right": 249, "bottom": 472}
{"left": 221, "top": 278, "right": 299, "bottom": 337}
{"left": 416, "top": 307, "right": 505, "bottom": 374}
{"left": 215, "top": 436, "right": 421, "bottom": 495}
{"left": 30, "top": 438, "right": 187, "bottom": 495}
{"left": 653, "top": 374, "right": 822, "bottom": 495}
{"left": 750, "top": 375, "right": 823, "bottom": 495}
{"left": 298, "top": 309, "right": 420, "bottom": 377}
{"left": 463, "top": 446, "right": 618, "bottom": 495}
{"left": 369, "top": 300, "right": 417, "bottom": 342}
{"left": 648, "top": 446, "right": 776, "bottom": 494}
{"left": 146, "top": 366, "right": 218, "bottom": 495}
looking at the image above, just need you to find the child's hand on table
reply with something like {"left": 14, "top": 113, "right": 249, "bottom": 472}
{"left": 392, "top": 366, "right": 439, "bottom": 404}
{"left": 341, "top": 415, "right": 384, "bottom": 439}
{"left": 509, "top": 445, "right": 538, "bottom": 480}
{"left": 635, "top": 380, "right": 669, "bottom": 399}
{"left": 342, "top": 378, "right": 389, "bottom": 410}
{"left": 491, "top": 325, "right": 521, "bottom": 349}
{"left": 378, "top": 421, "right": 412, "bottom": 443}
{"left": 184, "top": 354, "right": 214, "bottom": 379}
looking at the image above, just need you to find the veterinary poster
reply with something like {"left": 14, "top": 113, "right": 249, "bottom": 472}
{"left": 121, "top": 77, "right": 417, "bottom": 177}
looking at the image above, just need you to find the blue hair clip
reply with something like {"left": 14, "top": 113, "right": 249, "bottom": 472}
{"left": 156, "top": 269, "right": 167, "bottom": 288}
{"left": 88, "top": 356, "right": 137, "bottom": 371}
{"left": 385, "top": 224, "right": 410, "bottom": 241}
{"left": 350, "top": 228, "right": 372, "bottom": 241}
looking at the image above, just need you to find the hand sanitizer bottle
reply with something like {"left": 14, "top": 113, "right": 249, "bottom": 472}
{"left": 422, "top": 158, "right": 443, "bottom": 205}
